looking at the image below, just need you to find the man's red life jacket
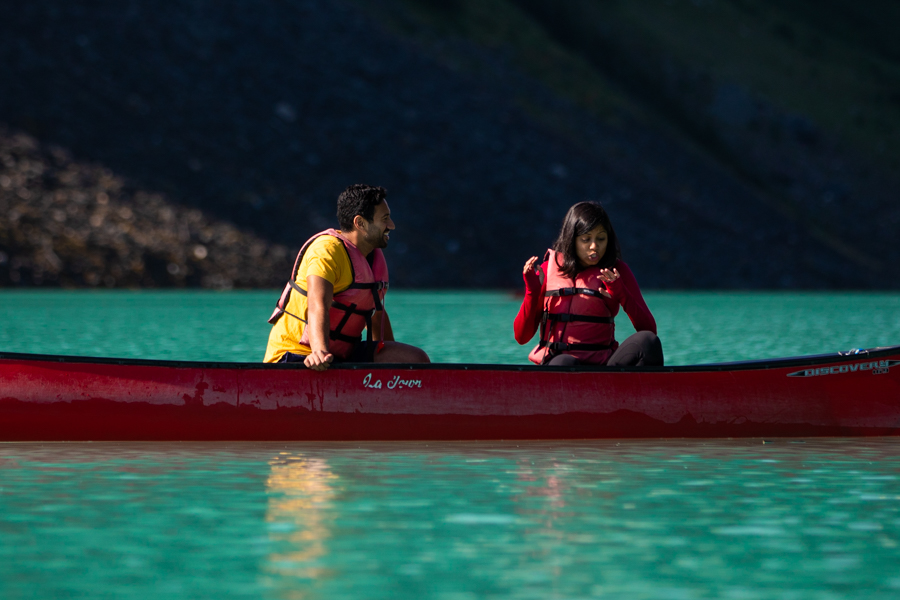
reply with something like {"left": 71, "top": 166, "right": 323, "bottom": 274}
{"left": 528, "top": 250, "right": 616, "bottom": 365}
{"left": 268, "top": 229, "right": 389, "bottom": 359}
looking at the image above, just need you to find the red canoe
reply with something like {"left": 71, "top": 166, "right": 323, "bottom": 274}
{"left": 1, "top": 346, "right": 899, "bottom": 440}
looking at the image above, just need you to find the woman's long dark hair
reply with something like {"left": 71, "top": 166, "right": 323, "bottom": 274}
{"left": 552, "top": 201, "right": 621, "bottom": 279}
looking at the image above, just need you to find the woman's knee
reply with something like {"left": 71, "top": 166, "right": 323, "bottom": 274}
{"left": 608, "top": 331, "right": 663, "bottom": 367}
{"left": 547, "top": 354, "right": 580, "bottom": 367}
{"left": 637, "top": 331, "right": 664, "bottom": 366}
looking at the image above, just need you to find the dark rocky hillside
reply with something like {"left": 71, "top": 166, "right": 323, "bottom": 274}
{"left": 0, "top": 128, "right": 287, "bottom": 288}
{"left": 1, "top": 0, "right": 898, "bottom": 289}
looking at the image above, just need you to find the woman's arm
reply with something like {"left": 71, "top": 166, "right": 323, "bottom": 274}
{"left": 513, "top": 258, "right": 547, "bottom": 345}
{"left": 606, "top": 262, "right": 657, "bottom": 334}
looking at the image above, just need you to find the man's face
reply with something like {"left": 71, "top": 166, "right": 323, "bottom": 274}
{"left": 360, "top": 200, "right": 394, "bottom": 249}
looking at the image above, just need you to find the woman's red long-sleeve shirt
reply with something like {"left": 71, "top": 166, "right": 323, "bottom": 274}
{"left": 513, "top": 259, "right": 656, "bottom": 347}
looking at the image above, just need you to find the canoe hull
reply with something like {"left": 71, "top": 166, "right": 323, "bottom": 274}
{"left": 2, "top": 349, "right": 899, "bottom": 440}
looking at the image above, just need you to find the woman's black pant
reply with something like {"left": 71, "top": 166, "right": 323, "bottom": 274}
{"left": 546, "top": 331, "right": 663, "bottom": 367}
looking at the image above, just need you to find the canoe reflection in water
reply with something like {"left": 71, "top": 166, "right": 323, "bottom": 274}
{"left": 265, "top": 455, "right": 337, "bottom": 580}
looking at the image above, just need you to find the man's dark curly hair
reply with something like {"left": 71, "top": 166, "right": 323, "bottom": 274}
{"left": 337, "top": 184, "right": 387, "bottom": 231}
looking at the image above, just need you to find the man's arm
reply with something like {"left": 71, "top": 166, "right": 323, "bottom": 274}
{"left": 372, "top": 310, "right": 395, "bottom": 342}
{"left": 305, "top": 275, "right": 335, "bottom": 371}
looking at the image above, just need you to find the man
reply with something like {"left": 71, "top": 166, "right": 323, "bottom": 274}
{"left": 264, "top": 184, "right": 430, "bottom": 371}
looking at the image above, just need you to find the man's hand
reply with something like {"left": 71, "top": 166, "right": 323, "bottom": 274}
{"left": 304, "top": 349, "right": 334, "bottom": 371}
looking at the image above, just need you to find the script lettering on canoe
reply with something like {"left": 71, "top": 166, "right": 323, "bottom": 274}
{"left": 787, "top": 360, "right": 900, "bottom": 378}
{"left": 362, "top": 373, "right": 423, "bottom": 390}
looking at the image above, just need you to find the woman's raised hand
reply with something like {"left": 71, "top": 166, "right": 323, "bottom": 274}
{"left": 523, "top": 256, "right": 539, "bottom": 275}
{"left": 598, "top": 268, "right": 620, "bottom": 283}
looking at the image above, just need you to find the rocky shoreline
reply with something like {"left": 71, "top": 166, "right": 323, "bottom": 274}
{"left": 1, "top": 128, "right": 288, "bottom": 288}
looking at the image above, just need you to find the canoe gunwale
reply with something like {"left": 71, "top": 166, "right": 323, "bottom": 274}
{"left": 1, "top": 345, "right": 899, "bottom": 373}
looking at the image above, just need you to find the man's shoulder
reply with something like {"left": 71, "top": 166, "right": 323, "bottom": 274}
{"left": 298, "top": 233, "right": 352, "bottom": 285}
{"left": 305, "top": 233, "right": 348, "bottom": 259}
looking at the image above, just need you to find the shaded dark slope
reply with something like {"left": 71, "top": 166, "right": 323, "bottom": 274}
{"left": 773, "top": 0, "right": 900, "bottom": 64}
{"left": 1, "top": 0, "right": 897, "bottom": 288}
{"left": 510, "top": 0, "right": 900, "bottom": 278}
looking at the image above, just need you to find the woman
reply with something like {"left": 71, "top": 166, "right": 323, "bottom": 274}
{"left": 514, "top": 201, "right": 663, "bottom": 367}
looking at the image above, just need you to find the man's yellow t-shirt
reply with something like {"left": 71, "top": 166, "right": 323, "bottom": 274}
{"left": 263, "top": 234, "right": 355, "bottom": 363}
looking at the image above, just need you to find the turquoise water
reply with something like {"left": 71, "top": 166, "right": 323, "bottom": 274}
{"left": 1, "top": 290, "right": 899, "bottom": 364}
{"left": 2, "top": 291, "right": 900, "bottom": 598}
{"left": 2, "top": 440, "right": 900, "bottom": 599}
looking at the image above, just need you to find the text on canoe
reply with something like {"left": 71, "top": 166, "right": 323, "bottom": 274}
{"left": 362, "top": 373, "right": 422, "bottom": 389}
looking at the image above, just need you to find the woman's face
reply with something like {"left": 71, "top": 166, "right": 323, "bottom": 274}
{"left": 575, "top": 224, "right": 608, "bottom": 268}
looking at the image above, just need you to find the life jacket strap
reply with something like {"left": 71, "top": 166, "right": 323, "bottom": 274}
{"left": 279, "top": 284, "right": 376, "bottom": 343}
{"left": 545, "top": 312, "right": 614, "bottom": 324}
{"left": 281, "top": 309, "right": 307, "bottom": 324}
{"left": 539, "top": 341, "right": 612, "bottom": 352}
{"left": 348, "top": 281, "right": 389, "bottom": 292}
{"left": 331, "top": 299, "right": 376, "bottom": 318}
{"left": 278, "top": 306, "right": 366, "bottom": 345}
{"left": 546, "top": 287, "right": 607, "bottom": 299}
{"left": 295, "top": 281, "right": 387, "bottom": 312}
{"left": 330, "top": 331, "right": 362, "bottom": 344}
{"left": 268, "top": 281, "right": 309, "bottom": 325}
{"left": 330, "top": 301, "right": 357, "bottom": 337}
{"left": 348, "top": 281, "right": 388, "bottom": 312}
{"left": 269, "top": 307, "right": 307, "bottom": 325}
{"left": 330, "top": 300, "right": 377, "bottom": 343}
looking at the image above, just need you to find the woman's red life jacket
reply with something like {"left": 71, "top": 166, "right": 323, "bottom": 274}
{"left": 267, "top": 229, "right": 389, "bottom": 359}
{"left": 528, "top": 250, "right": 616, "bottom": 365}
